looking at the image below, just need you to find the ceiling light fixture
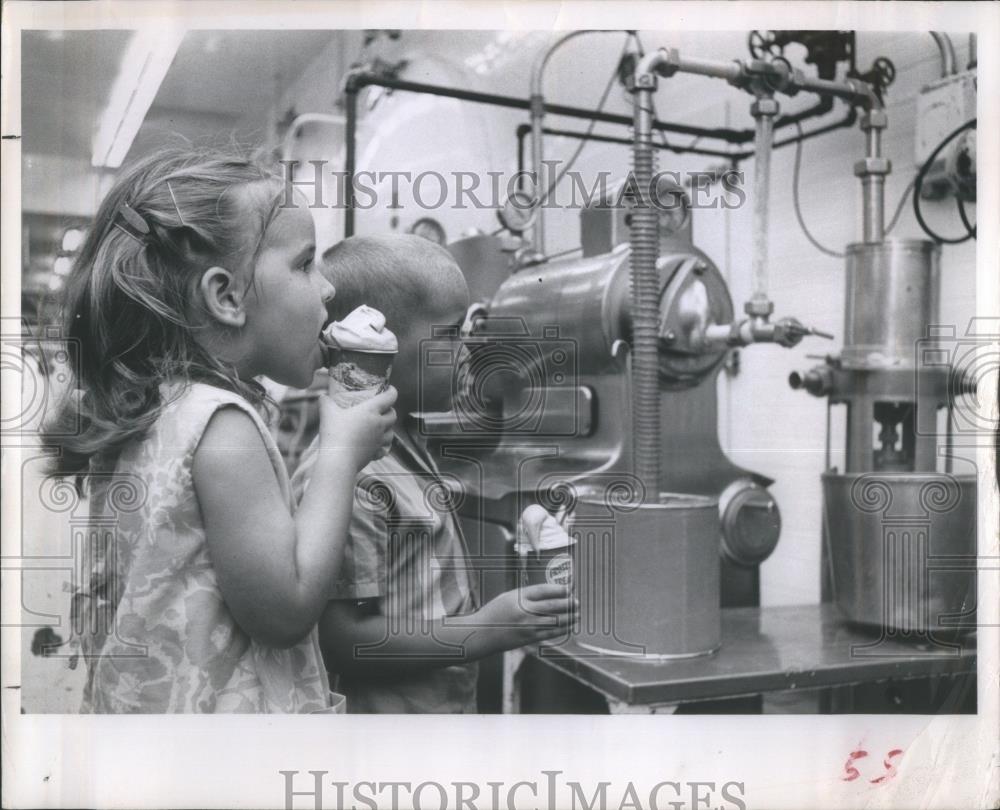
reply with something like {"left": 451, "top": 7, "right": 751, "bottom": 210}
{"left": 61, "top": 228, "right": 85, "bottom": 252}
{"left": 91, "top": 28, "right": 185, "bottom": 169}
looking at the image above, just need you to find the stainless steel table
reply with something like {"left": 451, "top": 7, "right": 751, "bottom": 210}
{"left": 523, "top": 604, "right": 977, "bottom": 713}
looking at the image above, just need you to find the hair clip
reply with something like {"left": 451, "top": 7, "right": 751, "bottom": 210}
{"left": 165, "top": 181, "right": 188, "bottom": 228}
{"left": 113, "top": 221, "right": 146, "bottom": 246}
{"left": 117, "top": 201, "right": 151, "bottom": 235}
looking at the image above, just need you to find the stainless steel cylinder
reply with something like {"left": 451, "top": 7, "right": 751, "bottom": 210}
{"left": 572, "top": 491, "right": 721, "bottom": 658}
{"left": 823, "top": 472, "right": 976, "bottom": 635}
{"left": 843, "top": 239, "right": 940, "bottom": 368}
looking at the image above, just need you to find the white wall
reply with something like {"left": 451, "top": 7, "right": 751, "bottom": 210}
{"left": 271, "top": 30, "right": 978, "bottom": 607}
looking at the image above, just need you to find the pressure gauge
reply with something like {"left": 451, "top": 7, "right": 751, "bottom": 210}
{"left": 497, "top": 191, "right": 537, "bottom": 235}
{"left": 654, "top": 175, "right": 690, "bottom": 237}
{"left": 408, "top": 217, "right": 447, "bottom": 245}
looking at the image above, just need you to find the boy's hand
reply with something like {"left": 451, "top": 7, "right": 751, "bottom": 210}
{"left": 318, "top": 385, "right": 397, "bottom": 471}
{"left": 476, "top": 584, "right": 577, "bottom": 653}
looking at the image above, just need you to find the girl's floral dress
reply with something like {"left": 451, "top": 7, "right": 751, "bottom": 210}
{"left": 73, "top": 382, "right": 333, "bottom": 713}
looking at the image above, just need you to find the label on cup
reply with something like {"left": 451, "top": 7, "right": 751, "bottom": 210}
{"left": 519, "top": 546, "right": 574, "bottom": 589}
{"left": 545, "top": 553, "right": 573, "bottom": 586}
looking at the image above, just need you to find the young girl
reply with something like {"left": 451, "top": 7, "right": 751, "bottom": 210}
{"left": 44, "top": 148, "right": 396, "bottom": 713}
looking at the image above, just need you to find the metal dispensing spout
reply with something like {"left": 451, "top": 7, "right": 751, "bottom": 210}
{"left": 701, "top": 318, "right": 834, "bottom": 350}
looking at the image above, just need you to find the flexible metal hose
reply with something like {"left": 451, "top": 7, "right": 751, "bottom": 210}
{"left": 629, "top": 80, "right": 662, "bottom": 498}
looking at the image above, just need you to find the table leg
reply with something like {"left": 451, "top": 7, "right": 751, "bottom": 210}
{"left": 502, "top": 648, "right": 528, "bottom": 714}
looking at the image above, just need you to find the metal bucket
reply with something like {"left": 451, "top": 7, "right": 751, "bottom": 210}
{"left": 822, "top": 472, "right": 976, "bottom": 635}
{"left": 571, "top": 490, "right": 721, "bottom": 658}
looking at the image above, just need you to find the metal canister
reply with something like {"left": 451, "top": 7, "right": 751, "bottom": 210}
{"left": 842, "top": 239, "right": 940, "bottom": 369}
{"left": 823, "top": 471, "right": 976, "bottom": 635}
{"left": 572, "top": 490, "right": 721, "bottom": 658}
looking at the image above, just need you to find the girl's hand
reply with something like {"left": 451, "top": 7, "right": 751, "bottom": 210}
{"left": 318, "top": 385, "right": 397, "bottom": 472}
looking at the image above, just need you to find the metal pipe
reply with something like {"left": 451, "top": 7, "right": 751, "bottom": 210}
{"left": 340, "top": 63, "right": 870, "bottom": 239}
{"left": 647, "top": 47, "right": 880, "bottom": 109}
{"left": 673, "top": 54, "right": 744, "bottom": 83}
{"left": 930, "top": 32, "right": 957, "bottom": 77}
{"left": 514, "top": 106, "right": 855, "bottom": 181}
{"left": 529, "top": 30, "right": 627, "bottom": 253}
{"left": 344, "top": 85, "right": 358, "bottom": 237}
{"left": 344, "top": 71, "right": 850, "bottom": 149}
{"left": 628, "top": 50, "right": 671, "bottom": 498}
{"left": 750, "top": 97, "right": 778, "bottom": 308}
{"left": 795, "top": 74, "right": 880, "bottom": 109}
{"left": 514, "top": 123, "right": 742, "bottom": 164}
{"left": 862, "top": 127, "right": 885, "bottom": 242}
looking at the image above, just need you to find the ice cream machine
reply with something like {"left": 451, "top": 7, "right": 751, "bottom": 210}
{"left": 437, "top": 184, "right": 786, "bottom": 657}
{"left": 790, "top": 237, "right": 978, "bottom": 636}
{"left": 423, "top": 44, "right": 876, "bottom": 658}
{"left": 335, "top": 32, "right": 976, "bottom": 663}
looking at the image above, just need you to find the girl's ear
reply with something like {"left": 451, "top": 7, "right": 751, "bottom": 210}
{"left": 199, "top": 266, "right": 247, "bottom": 328}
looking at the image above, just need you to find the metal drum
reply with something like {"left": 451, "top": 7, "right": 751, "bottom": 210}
{"left": 571, "top": 490, "right": 721, "bottom": 658}
{"left": 843, "top": 239, "right": 940, "bottom": 369}
{"left": 822, "top": 471, "right": 976, "bottom": 635}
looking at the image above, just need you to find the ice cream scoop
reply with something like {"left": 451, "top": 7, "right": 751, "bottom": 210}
{"left": 321, "top": 304, "right": 398, "bottom": 354}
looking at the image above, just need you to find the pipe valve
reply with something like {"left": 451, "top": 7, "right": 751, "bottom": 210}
{"left": 769, "top": 317, "right": 835, "bottom": 348}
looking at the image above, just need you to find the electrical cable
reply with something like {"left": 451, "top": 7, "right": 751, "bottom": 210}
{"left": 544, "top": 245, "right": 584, "bottom": 262}
{"left": 885, "top": 176, "right": 915, "bottom": 235}
{"left": 792, "top": 122, "right": 845, "bottom": 258}
{"left": 791, "top": 120, "right": 918, "bottom": 251}
{"left": 912, "top": 118, "right": 976, "bottom": 245}
{"left": 537, "top": 32, "right": 633, "bottom": 208}
{"left": 956, "top": 197, "right": 976, "bottom": 238}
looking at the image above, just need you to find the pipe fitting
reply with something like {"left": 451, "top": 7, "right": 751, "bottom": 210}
{"left": 784, "top": 67, "right": 806, "bottom": 98}
{"left": 861, "top": 109, "right": 888, "bottom": 131}
{"left": 634, "top": 72, "right": 658, "bottom": 90}
{"left": 636, "top": 48, "right": 673, "bottom": 80}
{"left": 341, "top": 68, "right": 369, "bottom": 94}
{"left": 655, "top": 47, "right": 682, "bottom": 78}
{"left": 726, "top": 59, "right": 752, "bottom": 90}
{"left": 854, "top": 157, "right": 891, "bottom": 177}
{"left": 751, "top": 96, "right": 780, "bottom": 117}
{"left": 845, "top": 77, "right": 882, "bottom": 110}
{"left": 744, "top": 298, "right": 774, "bottom": 319}
{"left": 788, "top": 366, "right": 833, "bottom": 396}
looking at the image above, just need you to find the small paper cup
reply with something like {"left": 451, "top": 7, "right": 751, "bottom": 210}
{"left": 327, "top": 349, "right": 395, "bottom": 407}
{"left": 518, "top": 544, "right": 575, "bottom": 589}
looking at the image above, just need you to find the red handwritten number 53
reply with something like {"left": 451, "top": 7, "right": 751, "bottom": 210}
{"left": 843, "top": 749, "right": 905, "bottom": 783}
